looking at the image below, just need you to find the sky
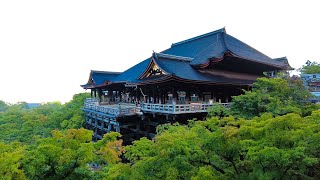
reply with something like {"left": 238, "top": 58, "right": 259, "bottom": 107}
{"left": 0, "top": 0, "right": 319, "bottom": 104}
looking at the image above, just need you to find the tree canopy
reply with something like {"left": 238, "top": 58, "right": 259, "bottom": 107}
{"left": 0, "top": 78, "right": 319, "bottom": 179}
{"left": 300, "top": 61, "right": 320, "bottom": 74}
{"left": 101, "top": 112, "right": 320, "bottom": 179}
{"left": 230, "top": 77, "right": 315, "bottom": 119}
{"left": 0, "top": 93, "right": 90, "bottom": 144}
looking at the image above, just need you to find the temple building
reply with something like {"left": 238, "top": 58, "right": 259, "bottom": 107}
{"left": 81, "top": 28, "right": 292, "bottom": 141}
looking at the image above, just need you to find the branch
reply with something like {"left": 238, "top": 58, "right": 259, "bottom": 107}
{"left": 193, "top": 160, "right": 225, "bottom": 174}
{"left": 280, "top": 164, "right": 293, "bottom": 180}
{"left": 230, "top": 159, "right": 240, "bottom": 175}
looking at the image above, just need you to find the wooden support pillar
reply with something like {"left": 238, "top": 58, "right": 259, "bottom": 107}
{"left": 186, "top": 88, "right": 189, "bottom": 104}
{"left": 172, "top": 85, "right": 176, "bottom": 104}
{"left": 107, "top": 123, "right": 111, "bottom": 132}
{"left": 162, "top": 89, "right": 165, "bottom": 104}
{"left": 85, "top": 115, "right": 88, "bottom": 129}
{"left": 152, "top": 86, "right": 155, "bottom": 103}
{"left": 90, "top": 89, "right": 93, "bottom": 97}
{"left": 144, "top": 88, "right": 147, "bottom": 103}
{"left": 94, "top": 114, "right": 98, "bottom": 141}
{"left": 138, "top": 87, "right": 142, "bottom": 104}
{"left": 115, "top": 123, "right": 120, "bottom": 132}
{"left": 97, "top": 89, "right": 102, "bottom": 102}
{"left": 135, "top": 87, "right": 138, "bottom": 104}
{"left": 101, "top": 117, "right": 105, "bottom": 134}
{"left": 148, "top": 88, "right": 151, "bottom": 103}
{"left": 146, "top": 118, "right": 150, "bottom": 132}
{"left": 107, "top": 89, "right": 112, "bottom": 103}
{"left": 116, "top": 91, "right": 119, "bottom": 103}
{"left": 136, "top": 121, "right": 140, "bottom": 131}
{"left": 198, "top": 87, "right": 203, "bottom": 102}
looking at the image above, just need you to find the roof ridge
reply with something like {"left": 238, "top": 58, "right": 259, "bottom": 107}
{"left": 171, "top": 27, "right": 226, "bottom": 47}
{"left": 191, "top": 33, "right": 227, "bottom": 62}
{"left": 273, "top": 56, "right": 287, "bottom": 60}
{"left": 91, "top": 70, "right": 122, "bottom": 74}
{"left": 154, "top": 52, "right": 193, "bottom": 62}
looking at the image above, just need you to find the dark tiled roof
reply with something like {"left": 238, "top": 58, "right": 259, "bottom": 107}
{"left": 91, "top": 70, "right": 121, "bottom": 84}
{"left": 110, "top": 52, "right": 254, "bottom": 85}
{"left": 163, "top": 28, "right": 287, "bottom": 68}
{"left": 81, "top": 70, "right": 121, "bottom": 88}
{"left": 163, "top": 29, "right": 226, "bottom": 65}
{"left": 154, "top": 54, "right": 254, "bottom": 85}
{"left": 273, "top": 57, "right": 294, "bottom": 70}
{"left": 113, "top": 58, "right": 152, "bottom": 83}
{"left": 81, "top": 28, "right": 291, "bottom": 88}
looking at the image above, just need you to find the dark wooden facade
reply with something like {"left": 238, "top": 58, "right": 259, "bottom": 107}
{"left": 81, "top": 28, "right": 292, "bottom": 141}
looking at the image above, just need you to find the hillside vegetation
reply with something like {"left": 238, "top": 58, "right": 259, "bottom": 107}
{"left": 0, "top": 78, "right": 320, "bottom": 179}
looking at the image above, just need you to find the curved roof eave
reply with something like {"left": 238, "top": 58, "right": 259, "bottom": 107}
{"left": 190, "top": 51, "right": 290, "bottom": 70}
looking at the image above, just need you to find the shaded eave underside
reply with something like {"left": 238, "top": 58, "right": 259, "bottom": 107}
{"left": 84, "top": 74, "right": 254, "bottom": 89}
{"left": 194, "top": 51, "right": 291, "bottom": 71}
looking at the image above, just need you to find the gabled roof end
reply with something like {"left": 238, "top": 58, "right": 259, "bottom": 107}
{"left": 153, "top": 52, "right": 193, "bottom": 62}
{"left": 90, "top": 70, "right": 122, "bottom": 74}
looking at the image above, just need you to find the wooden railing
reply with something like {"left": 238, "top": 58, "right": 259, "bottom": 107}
{"left": 83, "top": 98, "right": 139, "bottom": 117}
{"left": 141, "top": 102, "right": 230, "bottom": 114}
{"left": 84, "top": 98, "right": 231, "bottom": 115}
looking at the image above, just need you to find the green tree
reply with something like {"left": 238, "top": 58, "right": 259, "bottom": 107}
{"left": 21, "top": 129, "right": 125, "bottom": 179}
{"left": 0, "top": 141, "right": 27, "bottom": 180}
{"left": 243, "top": 113, "right": 319, "bottom": 178}
{"left": 231, "top": 77, "right": 313, "bottom": 119}
{"left": 207, "top": 103, "right": 230, "bottom": 119}
{"left": 23, "top": 128, "right": 96, "bottom": 179}
{"left": 300, "top": 61, "right": 320, "bottom": 74}
{"left": 103, "top": 122, "right": 222, "bottom": 179}
{"left": 0, "top": 93, "right": 90, "bottom": 144}
{"left": 59, "top": 93, "right": 91, "bottom": 129}
{"left": 102, "top": 111, "right": 320, "bottom": 179}
{"left": 95, "top": 132, "right": 125, "bottom": 165}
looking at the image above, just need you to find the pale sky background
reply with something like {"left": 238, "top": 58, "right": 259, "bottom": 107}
{"left": 0, "top": 0, "right": 319, "bottom": 103}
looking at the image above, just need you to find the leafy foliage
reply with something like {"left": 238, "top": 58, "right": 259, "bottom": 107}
{"left": 207, "top": 103, "right": 230, "bottom": 118}
{"left": 300, "top": 61, "right": 320, "bottom": 74}
{"left": 102, "top": 112, "right": 320, "bottom": 179}
{"left": 22, "top": 128, "right": 95, "bottom": 179}
{"left": 231, "top": 77, "right": 314, "bottom": 119}
{"left": 0, "top": 93, "right": 90, "bottom": 143}
{"left": 0, "top": 141, "right": 26, "bottom": 180}
{"left": 0, "top": 128, "right": 125, "bottom": 179}
{"left": 95, "top": 132, "right": 124, "bottom": 165}
{"left": 0, "top": 83, "right": 319, "bottom": 179}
